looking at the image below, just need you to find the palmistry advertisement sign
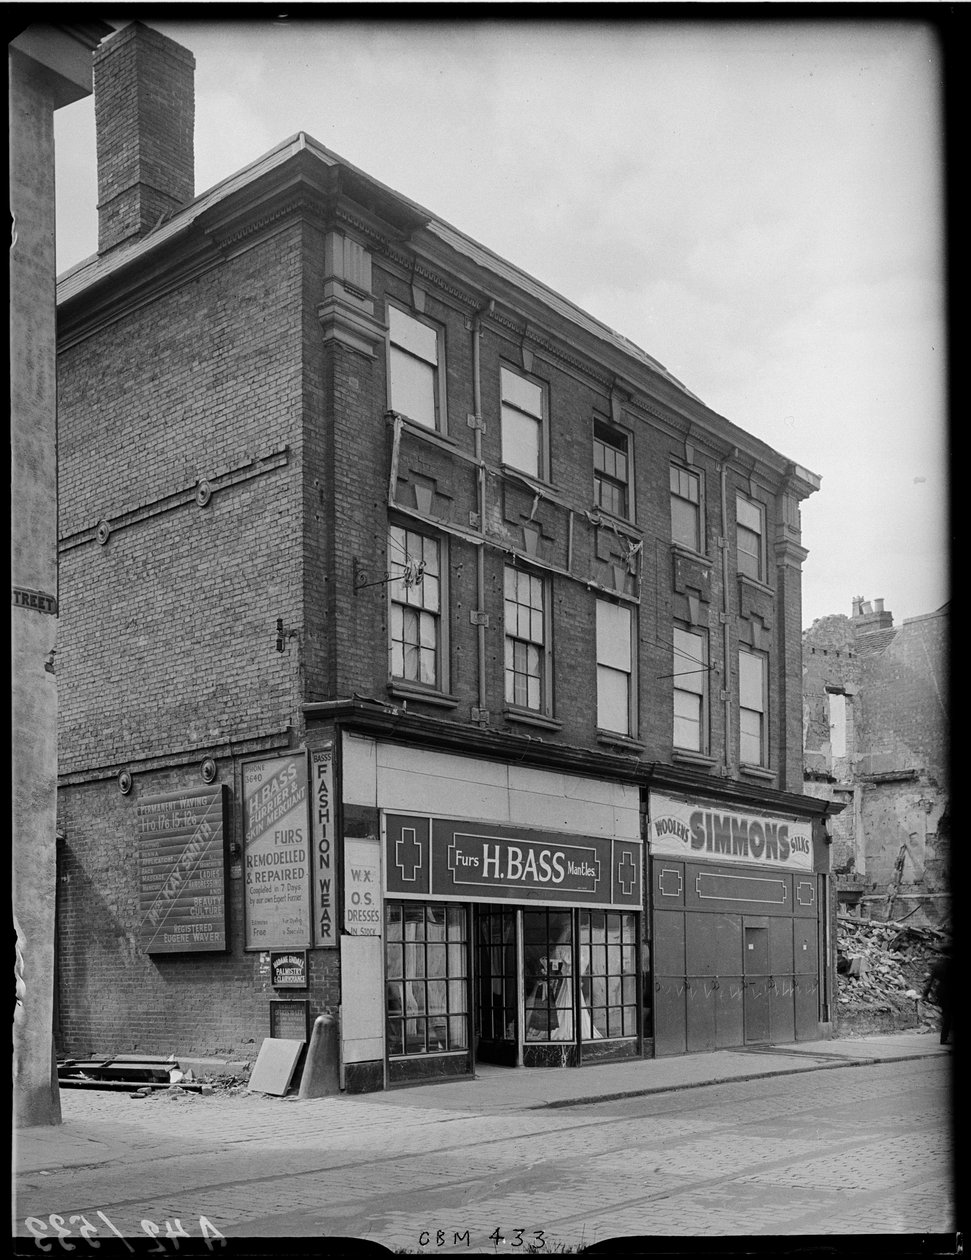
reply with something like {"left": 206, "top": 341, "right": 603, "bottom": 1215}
{"left": 242, "top": 754, "right": 312, "bottom": 949}
{"left": 648, "top": 790, "right": 813, "bottom": 873}
{"left": 138, "top": 785, "right": 228, "bottom": 954}
{"left": 385, "top": 813, "right": 641, "bottom": 909}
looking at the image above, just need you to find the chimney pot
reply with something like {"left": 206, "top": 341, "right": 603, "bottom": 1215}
{"left": 861, "top": 601, "right": 872, "bottom": 615}
{"left": 851, "top": 596, "right": 863, "bottom": 617}
{"left": 874, "top": 599, "right": 884, "bottom": 613}
{"left": 94, "top": 22, "right": 195, "bottom": 254}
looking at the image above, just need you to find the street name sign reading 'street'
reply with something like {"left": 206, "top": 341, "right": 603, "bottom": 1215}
{"left": 138, "top": 785, "right": 228, "bottom": 953}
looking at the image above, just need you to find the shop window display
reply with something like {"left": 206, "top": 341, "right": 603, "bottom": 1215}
{"left": 386, "top": 901, "right": 468, "bottom": 1056}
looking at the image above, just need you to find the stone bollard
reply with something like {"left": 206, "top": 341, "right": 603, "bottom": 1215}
{"left": 298, "top": 1013, "right": 340, "bottom": 1098}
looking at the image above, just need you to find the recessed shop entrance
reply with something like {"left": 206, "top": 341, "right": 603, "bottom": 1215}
{"left": 473, "top": 904, "right": 641, "bottom": 1068}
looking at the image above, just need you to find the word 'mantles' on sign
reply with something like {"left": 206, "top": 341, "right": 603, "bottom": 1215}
{"left": 385, "top": 814, "right": 641, "bottom": 910}
{"left": 310, "top": 746, "right": 337, "bottom": 947}
{"left": 242, "top": 754, "right": 312, "bottom": 950}
{"left": 138, "top": 785, "right": 228, "bottom": 953}
{"left": 648, "top": 791, "right": 814, "bottom": 872}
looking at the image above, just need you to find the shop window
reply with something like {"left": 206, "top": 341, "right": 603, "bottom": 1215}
{"left": 578, "top": 910, "right": 639, "bottom": 1040}
{"left": 736, "top": 494, "right": 765, "bottom": 582}
{"left": 673, "top": 625, "right": 709, "bottom": 753}
{"left": 739, "top": 646, "right": 767, "bottom": 766}
{"left": 387, "top": 304, "right": 444, "bottom": 430}
{"left": 523, "top": 909, "right": 575, "bottom": 1042}
{"left": 594, "top": 422, "right": 630, "bottom": 518}
{"left": 670, "top": 464, "right": 702, "bottom": 552}
{"left": 596, "top": 599, "right": 634, "bottom": 736}
{"left": 504, "top": 566, "right": 548, "bottom": 712}
{"left": 500, "top": 365, "right": 547, "bottom": 479}
{"left": 386, "top": 901, "right": 468, "bottom": 1056}
{"left": 476, "top": 908, "right": 517, "bottom": 1043}
{"left": 389, "top": 525, "right": 443, "bottom": 689}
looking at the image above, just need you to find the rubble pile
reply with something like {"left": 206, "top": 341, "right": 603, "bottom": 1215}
{"left": 837, "top": 913, "right": 946, "bottom": 1029}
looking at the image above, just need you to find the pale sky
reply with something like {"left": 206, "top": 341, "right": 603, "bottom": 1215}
{"left": 52, "top": 15, "right": 949, "bottom": 630}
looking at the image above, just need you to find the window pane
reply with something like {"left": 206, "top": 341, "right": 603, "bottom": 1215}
{"left": 737, "top": 525, "right": 762, "bottom": 580}
{"left": 598, "top": 665, "right": 630, "bottom": 734}
{"left": 501, "top": 405, "right": 540, "bottom": 475}
{"left": 501, "top": 367, "right": 543, "bottom": 417}
{"left": 389, "top": 306, "right": 438, "bottom": 363}
{"left": 671, "top": 495, "right": 700, "bottom": 551}
{"left": 740, "top": 709, "right": 763, "bottom": 765}
{"left": 389, "top": 346, "right": 437, "bottom": 428}
{"left": 673, "top": 628, "right": 706, "bottom": 695}
{"left": 739, "top": 650, "right": 764, "bottom": 711}
{"left": 596, "top": 600, "right": 631, "bottom": 670}
{"left": 736, "top": 496, "right": 762, "bottom": 533}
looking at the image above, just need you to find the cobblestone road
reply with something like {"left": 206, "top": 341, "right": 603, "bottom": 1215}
{"left": 14, "top": 1057, "right": 954, "bottom": 1252}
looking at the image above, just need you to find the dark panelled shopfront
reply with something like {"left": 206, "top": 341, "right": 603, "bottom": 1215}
{"left": 648, "top": 790, "right": 829, "bottom": 1055}
{"left": 384, "top": 813, "right": 643, "bottom": 1079}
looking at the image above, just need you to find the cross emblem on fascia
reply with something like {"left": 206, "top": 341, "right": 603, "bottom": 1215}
{"left": 617, "top": 850, "right": 637, "bottom": 896}
{"left": 395, "top": 828, "right": 423, "bottom": 882}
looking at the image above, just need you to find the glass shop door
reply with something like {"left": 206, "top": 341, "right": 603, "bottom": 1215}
{"left": 475, "top": 905, "right": 520, "bottom": 1065}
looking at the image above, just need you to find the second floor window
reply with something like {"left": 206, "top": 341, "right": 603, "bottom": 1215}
{"left": 594, "top": 423, "right": 630, "bottom": 518}
{"left": 596, "top": 599, "right": 633, "bottom": 736}
{"left": 670, "top": 465, "right": 702, "bottom": 552}
{"left": 500, "top": 365, "right": 546, "bottom": 479}
{"left": 736, "top": 494, "right": 765, "bottom": 582}
{"left": 738, "top": 647, "right": 767, "bottom": 766}
{"left": 389, "top": 525, "right": 442, "bottom": 688}
{"left": 388, "top": 305, "right": 442, "bottom": 430}
{"left": 673, "top": 626, "right": 708, "bottom": 752}
{"left": 504, "top": 566, "right": 547, "bottom": 711}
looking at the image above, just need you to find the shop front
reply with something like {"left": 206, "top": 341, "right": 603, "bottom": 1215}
{"left": 384, "top": 814, "right": 643, "bottom": 1078}
{"left": 646, "top": 789, "right": 831, "bottom": 1056}
{"left": 337, "top": 733, "right": 644, "bottom": 1089}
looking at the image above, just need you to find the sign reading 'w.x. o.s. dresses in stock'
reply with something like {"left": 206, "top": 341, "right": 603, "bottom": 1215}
{"left": 384, "top": 814, "right": 641, "bottom": 909}
{"left": 242, "top": 754, "right": 312, "bottom": 949}
{"left": 648, "top": 790, "right": 813, "bottom": 872}
{"left": 138, "top": 785, "right": 228, "bottom": 953}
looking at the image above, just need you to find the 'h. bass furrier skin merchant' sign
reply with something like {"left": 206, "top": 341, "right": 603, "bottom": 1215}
{"left": 385, "top": 814, "right": 641, "bottom": 909}
{"left": 138, "top": 785, "right": 228, "bottom": 953}
{"left": 242, "top": 754, "right": 312, "bottom": 949}
{"left": 648, "top": 790, "right": 813, "bottom": 872}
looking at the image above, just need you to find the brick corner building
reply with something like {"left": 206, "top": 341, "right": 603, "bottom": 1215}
{"left": 55, "top": 23, "right": 839, "bottom": 1089}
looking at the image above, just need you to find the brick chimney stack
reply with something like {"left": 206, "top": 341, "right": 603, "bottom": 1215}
{"left": 851, "top": 595, "right": 893, "bottom": 635}
{"left": 93, "top": 22, "right": 195, "bottom": 254}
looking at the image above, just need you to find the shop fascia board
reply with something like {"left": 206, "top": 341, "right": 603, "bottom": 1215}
{"left": 651, "top": 761, "right": 846, "bottom": 822}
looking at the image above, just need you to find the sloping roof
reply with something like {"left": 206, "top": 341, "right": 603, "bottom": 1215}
{"left": 853, "top": 628, "right": 898, "bottom": 658}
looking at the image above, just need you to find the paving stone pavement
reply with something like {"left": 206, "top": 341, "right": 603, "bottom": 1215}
{"left": 13, "top": 1033, "right": 955, "bottom": 1252}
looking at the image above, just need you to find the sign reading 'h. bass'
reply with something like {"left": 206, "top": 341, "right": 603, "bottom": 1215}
{"left": 385, "top": 814, "right": 640, "bottom": 909}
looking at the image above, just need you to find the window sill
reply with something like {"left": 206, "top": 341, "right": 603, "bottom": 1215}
{"left": 387, "top": 682, "right": 459, "bottom": 709}
{"left": 498, "top": 463, "right": 559, "bottom": 495}
{"left": 670, "top": 541, "right": 711, "bottom": 564}
{"left": 672, "top": 749, "right": 717, "bottom": 769}
{"left": 590, "top": 507, "right": 641, "bottom": 536}
{"left": 503, "top": 708, "right": 562, "bottom": 732}
{"left": 739, "top": 762, "right": 776, "bottom": 781}
{"left": 737, "top": 573, "right": 775, "bottom": 598}
{"left": 386, "top": 411, "right": 456, "bottom": 448}
{"left": 595, "top": 730, "right": 644, "bottom": 753}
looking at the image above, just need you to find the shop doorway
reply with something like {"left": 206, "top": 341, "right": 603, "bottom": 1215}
{"left": 743, "top": 918, "right": 770, "bottom": 1043}
{"left": 473, "top": 905, "right": 640, "bottom": 1068}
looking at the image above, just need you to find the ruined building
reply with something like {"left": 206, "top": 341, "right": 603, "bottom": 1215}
{"left": 803, "top": 598, "right": 949, "bottom": 929}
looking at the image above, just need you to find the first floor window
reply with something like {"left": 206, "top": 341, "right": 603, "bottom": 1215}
{"left": 386, "top": 902, "right": 468, "bottom": 1055}
{"left": 739, "top": 647, "right": 767, "bottom": 765}
{"left": 504, "top": 566, "right": 547, "bottom": 711}
{"left": 389, "top": 525, "right": 442, "bottom": 687}
{"left": 673, "top": 626, "right": 708, "bottom": 752}
{"left": 596, "top": 599, "right": 634, "bottom": 735}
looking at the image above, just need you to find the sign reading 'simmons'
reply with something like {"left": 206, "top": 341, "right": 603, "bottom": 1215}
{"left": 648, "top": 790, "right": 813, "bottom": 872}
{"left": 385, "top": 814, "right": 641, "bottom": 909}
{"left": 138, "top": 785, "right": 228, "bottom": 953}
{"left": 242, "top": 754, "right": 312, "bottom": 949}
